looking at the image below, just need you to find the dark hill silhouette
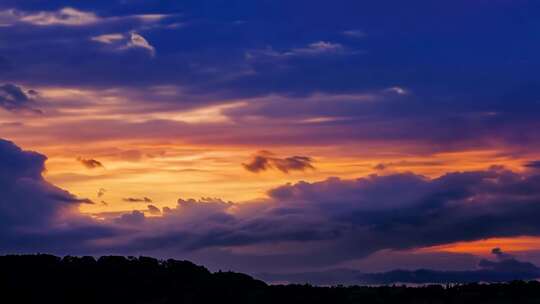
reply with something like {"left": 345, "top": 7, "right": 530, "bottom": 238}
{"left": 2, "top": 254, "right": 540, "bottom": 303}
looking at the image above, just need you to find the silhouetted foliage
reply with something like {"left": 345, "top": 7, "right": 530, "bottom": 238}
{"left": 1, "top": 255, "right": 540, "bottom": 303}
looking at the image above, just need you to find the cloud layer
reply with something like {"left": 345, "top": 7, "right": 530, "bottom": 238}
{"left": 5, "top": 138, "right": 540, "bottom": 273}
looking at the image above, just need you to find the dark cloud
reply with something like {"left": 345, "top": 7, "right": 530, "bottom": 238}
{"left": 243, "top": 154, "right": 271, "bottom": 173}
{"left": 0, "top": 83, "right": 41, "bottom": 113}
{"left": 77, "top": 157, "right": 104, "bottom": 169}
{"left": 115, "top": 210, "right": 145, "bottom": 225}
{"left": 123, "top": 197, "right": 153, "bottom": 203}
{"left": 0, "top": 138, "right": 113, "bottom": 254}
{"left": 243, "top": 151, "right": 314, "bottom": 173}
{"left": 0, "top": 138, "right": 77, "bottom": 227}
{"left": 525, "top": 161, "right": 540, "bottom": 169}
{"left": 95, "top": 167, "right": 540, "bottom": 274}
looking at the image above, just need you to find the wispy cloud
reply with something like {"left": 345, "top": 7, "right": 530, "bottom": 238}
{"left": 126, "top": 32, "right": 156, "bottom": 57}
{"left": 246, "top": 41, "right": 347, "bottom": 61}
{"left": 0, "top": 7, "right": 171, "bottom": 28}
{"left": 342, "top": 29, "right": 367, "bottom": 38}
{"left": 18, "top": 7, "right": 100, "bottom": 26}
{"left": 91, "top": 32, "right": 156, "bottom": 57}
{"left": 91, "top": 33, "right": 124, "bottom": 44}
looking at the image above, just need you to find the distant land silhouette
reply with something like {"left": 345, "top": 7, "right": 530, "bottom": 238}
{"left": 258, "top": 257, "right": 540, "bottom": 286}
{"left": 2, "top": 255, "right": 540, "bottom": 303}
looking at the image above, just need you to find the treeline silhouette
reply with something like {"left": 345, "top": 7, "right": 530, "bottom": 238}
{"left": 2, "top": 255, "right": 540, "bottom": 303}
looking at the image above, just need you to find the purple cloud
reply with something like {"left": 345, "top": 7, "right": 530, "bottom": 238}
{"left": 0, "top": 83, "right": 41, "bottom": 113}
{"left": 0, "top": 139, "right": 121, "bottom": 254}
{"left": 95, "top": 167, "right": 540, "bottom": 273}
{"left": 4, "top": 138, "right": 540, "bottom": 273}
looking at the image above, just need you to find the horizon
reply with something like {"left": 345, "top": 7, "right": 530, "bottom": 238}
{"left": 1, "top": 0, "right": 540, "bottom": 286}
{"left": 3, "top": 253, "right": 540, "bottom": 287}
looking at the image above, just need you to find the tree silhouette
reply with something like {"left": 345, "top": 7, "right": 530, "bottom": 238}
{"left": 1, "top": 254, "right": 540, "bottom": 303}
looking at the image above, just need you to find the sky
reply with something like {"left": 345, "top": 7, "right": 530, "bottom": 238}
{"left": 1, "top": 0, "right": 540, "bottom": 284}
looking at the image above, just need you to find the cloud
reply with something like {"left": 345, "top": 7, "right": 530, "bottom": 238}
{"left": 6, "top": 137, "right": 540, "bottom": 273}
{"left": 77, "top": 157, "right": 104, "bottom": 169}
{"left": 289, "top": 41, "right": 345, "bottom": 56}
{"left": 246, "top": 41, "right": 346, "bottom": 62}
{"left": 384, "top": 86, "right": 409, "bottom": 96}
{"left": 0, "top": 7, "right": 97, "bottom": 27}
{"left": 374, "top": 160, "right": 443, "bottom": 171}
{"left": 243, "top": 151, "right": 315, "bottom": 173}
{"left": 127, "top": 166, "right": 540, "bottom": 269}
{"left": 0, "top": 83, "right": 41, "bottom": 113}
{"left": 115, "top": 210, "right": 146, "bottom": 225}
{"left": 0, "top": 7, "right": 171, "bottom": 28}
{"left": 123, "top": 197, "right": 153, "bottom": 203}
{"left": 91, "top": 33, "right": 124, "bottom": 44}
{"left": 18, "top": 7, "right": 100, "bottom": 26}
{"left": 91, "top": 32, "right": 156, "bottom": 57}
{"left": 127, "top": 32, "right": 156, "bottom": 57}
{"left": 342, "top": 29, "right": 366, "bottom": 38}
{"left": 147, "top": 204, "right": 161, "bottom": 215}
{"left": 0, "top": 138, "right": 109, "bottom": 253}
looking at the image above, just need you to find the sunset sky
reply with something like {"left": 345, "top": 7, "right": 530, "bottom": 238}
{"left": 2, "top": 0, "right": 540, "bottom": 281}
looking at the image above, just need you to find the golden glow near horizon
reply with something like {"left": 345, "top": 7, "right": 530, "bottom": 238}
{"left": 418, "top": 237, "right": 540, "bottom": 256}
{"left": 37, "top": 142, "right": 533, "bottom": 216}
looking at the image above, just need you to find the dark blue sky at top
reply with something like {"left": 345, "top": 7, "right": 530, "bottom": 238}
{"left": 1, "top": 0, "right": 539, "bottom": 96}
{"left": 0, "top": 0, "right": 538, "bottom": 151}
{"left": 0, "top": 0, "right": 537, "bottom": 151}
